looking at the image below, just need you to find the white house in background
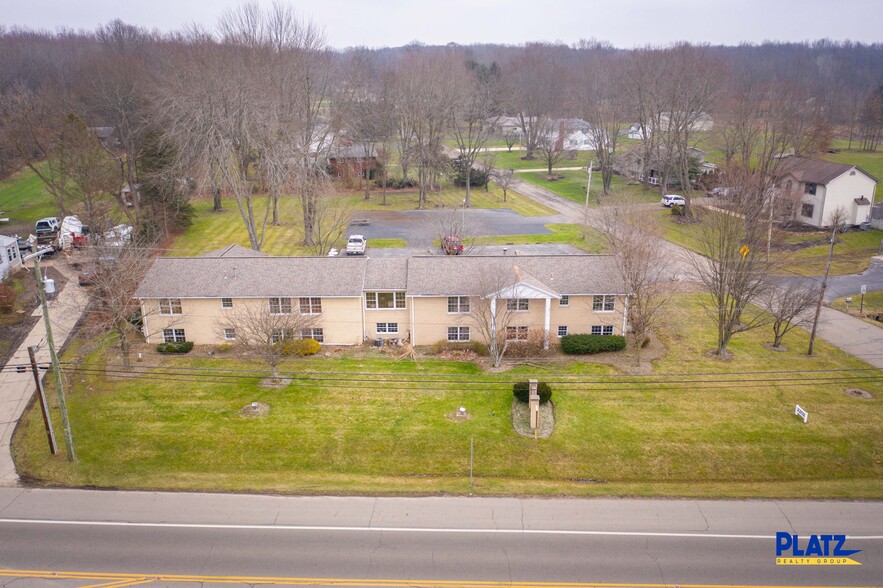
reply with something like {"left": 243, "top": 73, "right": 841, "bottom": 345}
{"left": 554, "top": 118, "right": 597, "bottom": 151}
{"left": 777, "top": 157, "right": 878, "bottom": 228}
{"left": 624, "top": 123, "right": 646, "bottom": 140}
{"left": 0, "top": 234, "right": 23, "bottom": 280}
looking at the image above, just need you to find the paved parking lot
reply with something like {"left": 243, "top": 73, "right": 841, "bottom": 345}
{"left": 363, "top": 242, "right": 585, "bottom": 258}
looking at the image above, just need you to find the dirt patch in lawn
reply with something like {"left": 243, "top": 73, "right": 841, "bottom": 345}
{"left": 845, "top": 388, "right": 874, "bottom": 400}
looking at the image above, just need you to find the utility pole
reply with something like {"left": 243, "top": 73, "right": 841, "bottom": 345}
{"left": 33, "top": 256, "right": 76, "bottom": 461}
{"left": 27, "top": 345, "right": 58, "bottom": 455}
{"left": 582, "top": 161, "right": 594, "bottom": 239}
{"left": 807, "top": 222, "right": 839, "bottom": 356}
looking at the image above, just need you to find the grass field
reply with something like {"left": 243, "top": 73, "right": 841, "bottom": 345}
{"left": 490, "top": 150, "right": 593, "bottom": 171}
{"left": 822, "top": 148, "right": 883, "bottom": 182}
{"left": 12, "top": 295, "right": 882, "bottom": 498}
{"left": 520, "top": 172, "right": 668, "bottom": 206}
{"left": 0, "top": 166, "right": 56, "bottom": 227}
{"left": 481, "top": 224, "right": 608, "bottom": 253}
{"left": 169, "top": 184, "right": 555, "bottom": 257}
{"left": 654, "top": 207, "right": 883, "bottom": 276}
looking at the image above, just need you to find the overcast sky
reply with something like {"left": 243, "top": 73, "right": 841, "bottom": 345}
{"left": 4, "top": 0, "right": 882, "bottom": 48}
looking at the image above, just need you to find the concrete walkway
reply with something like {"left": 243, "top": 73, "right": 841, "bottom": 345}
{"left": 0, "top": 260, "right": 87, "bottom": 486}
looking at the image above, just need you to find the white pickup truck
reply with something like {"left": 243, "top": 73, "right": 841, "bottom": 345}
{"left": 345, "top": 235, "right": 366, "bottom": 255}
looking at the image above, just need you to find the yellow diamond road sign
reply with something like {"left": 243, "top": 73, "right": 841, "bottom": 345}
{"left": 740, "top": 244, "right": 750, "bottom": 258}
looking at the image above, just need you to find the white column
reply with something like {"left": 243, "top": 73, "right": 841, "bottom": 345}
{"left": 543, "top": 297, "right": 551, "bottom": 350}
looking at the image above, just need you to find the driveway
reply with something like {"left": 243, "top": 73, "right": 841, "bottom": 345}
{"left": 350, "top": 207, "right": 569, "bottom": 249}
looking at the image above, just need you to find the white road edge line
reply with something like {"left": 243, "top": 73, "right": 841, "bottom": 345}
{"left": 0, "top": 518, "right": 881, "bottom": 540}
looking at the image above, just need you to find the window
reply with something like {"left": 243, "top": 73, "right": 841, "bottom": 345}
{"left": 507, "top": 298, "right": 529, "bottom": 311}
{"left": 299, "top": 297, "right": 322, "bottom": 314}
{"left": 302, "top": 328, "right": 324, "bottom": 343}
{"left": 559, "top": 295, "right": 569, "bottom": 307}
{"left": 447, "top": 296, "right": 470, "bottom": 313}
{"left": 223, "top": 328, "right": 236, "bottom": 341}
{"left": 7, "top": 247, "right": 17, "bottom": 262}
{"left": 801, "top": 203, "right": 815, "bottom": 218}
{"left": 804, "top": 182, "right": 817, "bottom": 195}
{"left": 376, "top": 322, "right": 398, "bottom": 334}
{"left": 591, "top": 325, "right": 614, "bottom": 335}
{"left": 221, "top": 298, "right": 233, "bottom": 309}
{"left": 365, "top": 291, "right": 406, "bottom": 309}
{"left": 269, "top": 297, "right": 291, "bottom": 315}
{"left": 593, "top": 295, "right": 615, "bottom": 312}
{"left": 447, "top": 326, "right": 470, "bottom": 342}
{"left": 506, "top": 326, "right": 529, "bottom": 341}
{"left": 159, "top": 298, "right": 182, "bottom": 315}
{"left": 557, "top": 326, "right": 568, "bottom": 337}
{"left": 162, "top": 328, "right": 186, "bottom": 343}
{"left": 271, "top": 328, "right": 294, "bottom": 343}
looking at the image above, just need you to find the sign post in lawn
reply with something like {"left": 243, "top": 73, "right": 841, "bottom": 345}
{"left": 795, "top": 404, "right": 808, "bottom": 424}
{"left": 860, "top": 285, "right": 866, "bottom": 313}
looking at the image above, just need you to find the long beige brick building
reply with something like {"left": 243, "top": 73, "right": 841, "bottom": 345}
{"left": 134, "top": 245, "right": 629, "bottom": 348}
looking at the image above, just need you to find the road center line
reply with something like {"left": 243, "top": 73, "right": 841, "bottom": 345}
{"left": 1, "top": 518, "right": 881, "bottom": 540}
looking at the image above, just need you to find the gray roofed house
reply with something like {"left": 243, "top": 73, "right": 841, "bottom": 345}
{"left": 136, "top": 250, "right": 630, "bottom": 348}
{"left": 777, "top": 156, "right": 878, "bottom": 227}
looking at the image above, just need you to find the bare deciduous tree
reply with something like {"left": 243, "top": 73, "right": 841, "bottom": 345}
{"left": 599, "top": 206, "right": 672, "bottom": 347}
{"left": 216, "top": 300, "right": 318, "bottom": 382}
{"left": 762, "top": 281, "right": 817, "bottom": 348}
{"left": 306, "top": 192, "right": 353, "bottom": 256}
{"left": 469, "top": 267, "right": 524, "bottom": 368}
{"left": 690, "top": 210, "right": 773, "bottom": 357}
{"left": 491, "top": 167, "right": 516, "bottom": 202}
{"left": 82, "top": 243, "right": 158, "bottom": 369}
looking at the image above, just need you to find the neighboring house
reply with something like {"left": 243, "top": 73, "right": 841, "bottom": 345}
{"left": 550, "top": 118, "right": 596, "bottom": 151}
{"left": 490, "top": 116, "right": 525, "bottom": 137}
{"left": 624, "top": 123, "right": 645, "bottom": 140}
{"left": 88, "top": 126, "right": 118, "bottom": 149}
{"left": 650, "top": 112, "right": 714, "bottom": 133}
{"left": 613, "top": 146, "right": 714, "bottom": 187}
{"left": 121, "top": 183, "right": 141, "bottom": 207}
{"left": 0, "top": 234, "right": 23, "bottom": 280}
{"left": 134, "top": 252, "right": 628, "bottom": 350}
{"left": 328, "top": 144, "right": 378, "bottom": 178}
{"left": 777, "top": 157, "right": 878, "bottom": 228}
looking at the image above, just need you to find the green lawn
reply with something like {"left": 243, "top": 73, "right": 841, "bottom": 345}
{"left": 830, "top": 291, "right": 883, "bottom": 318}
{"left": 520, "top": 172, "right": 667, "bottom": 206}
{"left": 12, "top": 295, "right": 882, "bottom": 498}
{"left": 0, "top": 166, "right": 57, "bottom": 227}
{"left": 482, "top": 224, "right": 608, "bottom": 253}
{"left": 655, "top": 207, "right": 883, "bottom": 276}
{"left": 491, "top": 150, "right": 592, "bottom": 171}
{"left": 821, "top": 148, "right": 883, "bottom": 182}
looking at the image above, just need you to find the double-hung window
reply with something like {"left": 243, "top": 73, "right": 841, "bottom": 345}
{"left": 557, "top": 325, "right": 568, "bottom": 337}
{"left": 223, "top": 328, "right": 236, "bottom": 341}
{"left": 159, "top": 298, "right": 182, "bottom": 315}
{"left": 447, "top": 296, "right": 470, "bottom": 313}
{"left": 376, "top": 322, "right": 398, "bottom": 334}
{"left": 302, "top": 328, "right": 324, "bottom": 343}
{"left": 507, "top": 298, "right": 529, "bottom": 311}
{"left": 221, "top": 298, "right": 233, "bottom": 309}
{"left": 269, "top": 297, "right": 292, "bottom": 315}
{"left": 447, "top": 326, "right": 470, "bottom": 342}
{"left": 299, "top": 297, "right": 322, "bottom": 314}
{"left": 559, "top": 295, "right": 569, "bottom": 307}
{"left": 365, "top": 292, "right": 406, "bottom": 309}
{"left": 506, "top": 326, "right": 529, "bottom": 341}
{"left": 162, "top": 328, "right": 186, "bottom": 342}
{"left": 591, "top": 325, "right": 614, "bottom": 335}
{"left": 592, "top": 295, "right": 615, "bottom": 312}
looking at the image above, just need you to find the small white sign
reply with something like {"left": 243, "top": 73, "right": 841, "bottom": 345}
{"left": 860, "top": 285, "right": 867, "bottom": 294}
{"left": 795, "top": 404, "right": 808, "bottom": 424}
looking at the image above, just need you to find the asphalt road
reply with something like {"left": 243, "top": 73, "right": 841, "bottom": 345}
{"left": 0, "top": 489, "right": 880, "bottom": 587}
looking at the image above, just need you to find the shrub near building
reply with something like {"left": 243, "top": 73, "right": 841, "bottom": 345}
{"left": 560, "top": 334, "right": 626, "bottom": 355}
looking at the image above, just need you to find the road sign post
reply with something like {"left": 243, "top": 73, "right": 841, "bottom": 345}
{"left": 860, "top": 285, "right": 866, "bottom": 313}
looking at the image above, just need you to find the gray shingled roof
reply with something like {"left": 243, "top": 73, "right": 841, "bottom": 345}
{"left": 134, "top": 252, "right": 626, "bottom": 299}
{"left": 781, "top": 157, "right": 878, "bottom": 184}
{"left": 405, "top": 255, "right": 625, "bottom": 296}
{"left": 135, "top": 256, "right": 369, "bottom": 298}
{"left": 364, "top": 258, "right": 408, "bottom": 290}
{"left": 202, "top": 244, "right": 269, "bottom": 258}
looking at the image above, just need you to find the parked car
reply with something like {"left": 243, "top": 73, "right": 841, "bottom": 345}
{"left": 35, "top": 217, "right": 59, "bottom": 235}
{"left": 707, "top": 186, "right": 736, "bottom": 198}
{"left": 345, "top": 235, "right": 366, "bottom": 255}
{"left": 441, "top": 235, "right": 464, "bottom": 255}
{"left": 661, "top": 194, "right": 686, "bottom": 207}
